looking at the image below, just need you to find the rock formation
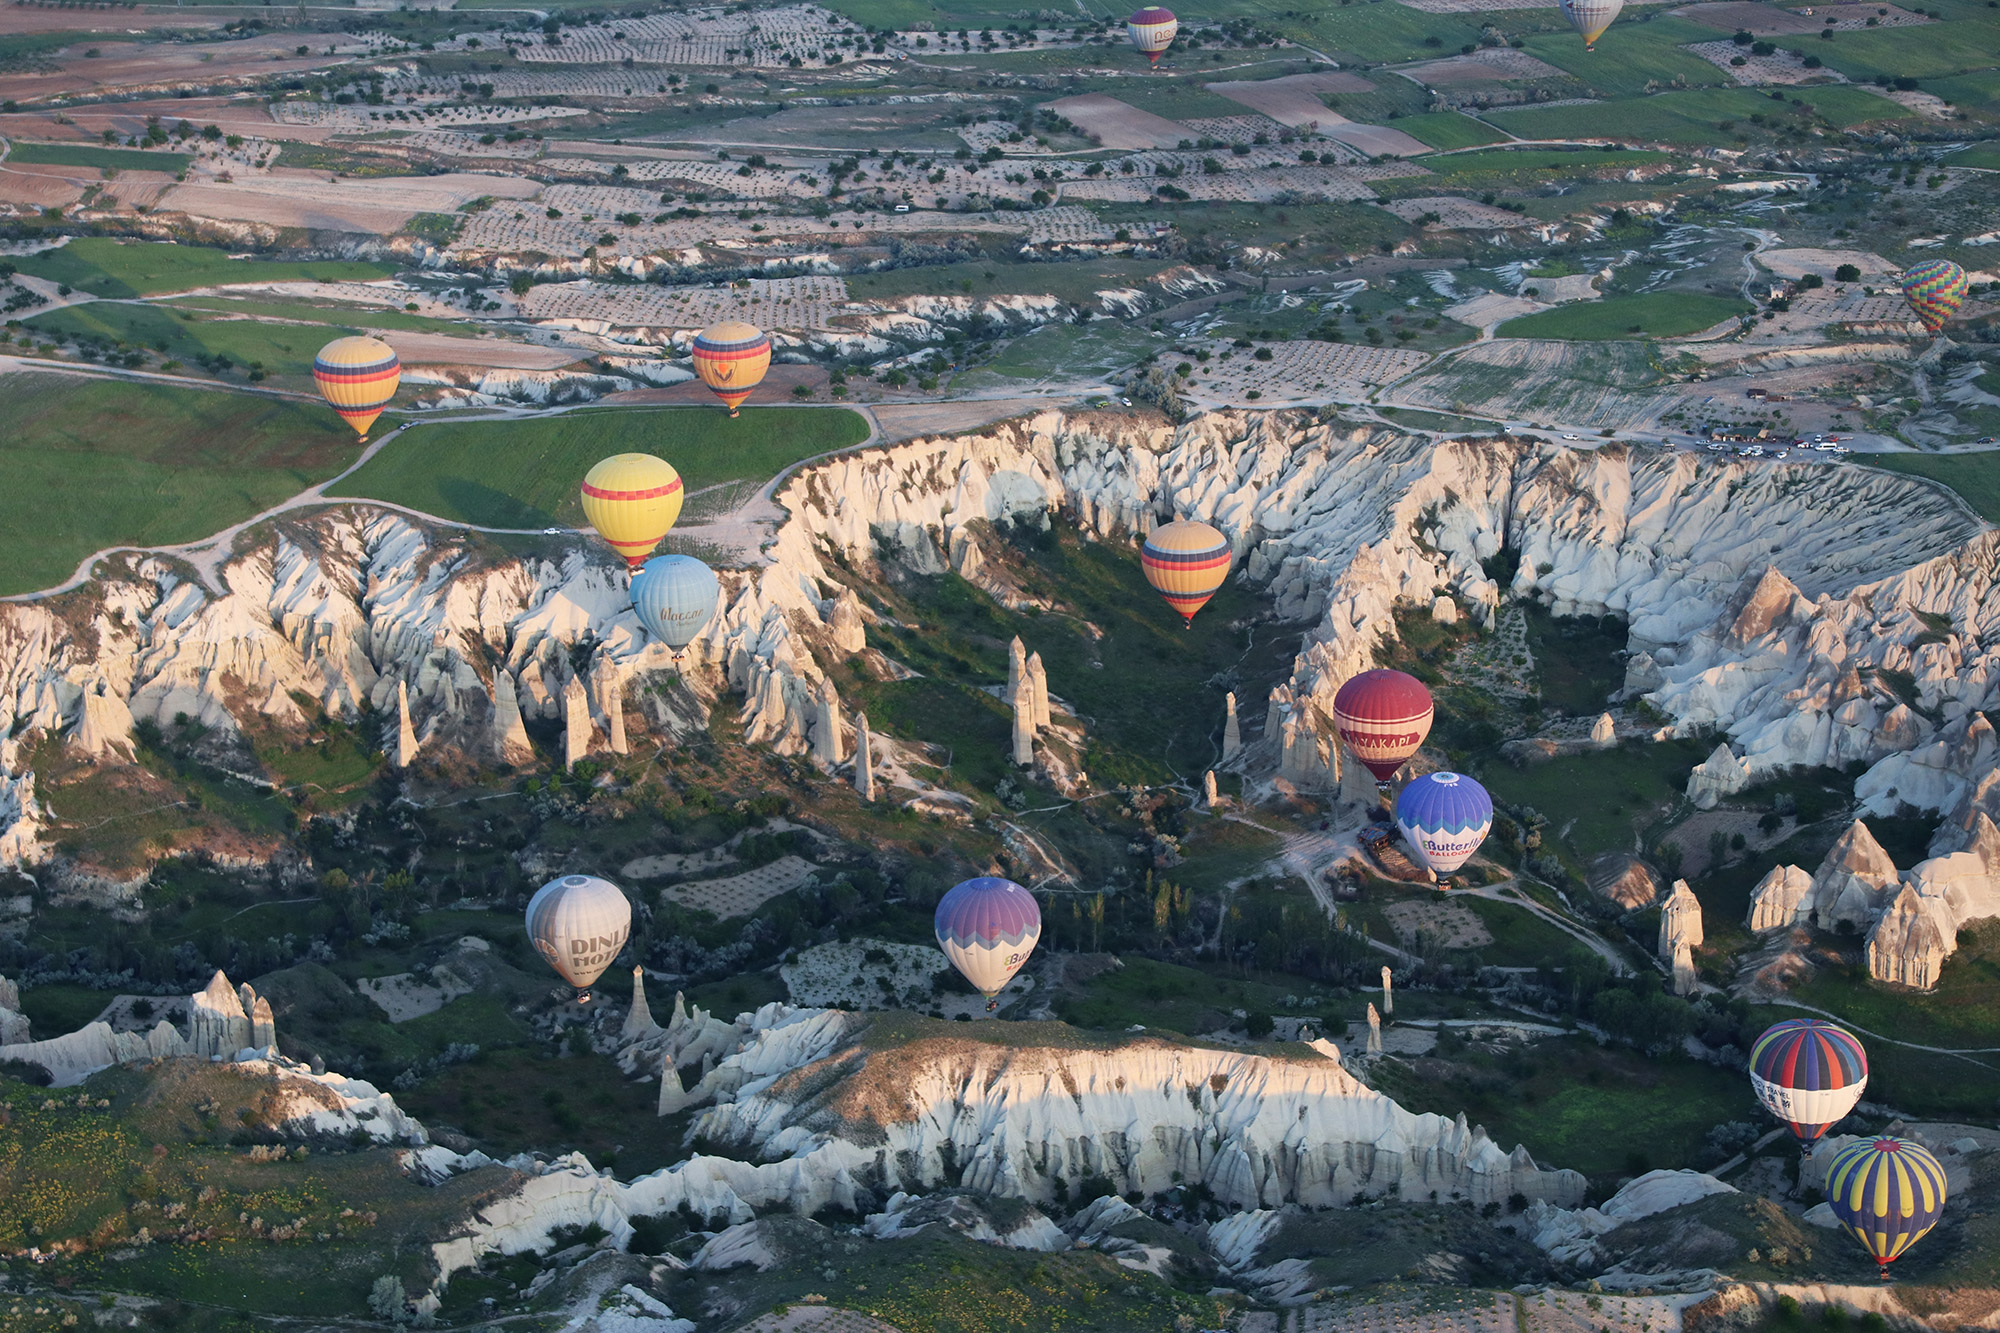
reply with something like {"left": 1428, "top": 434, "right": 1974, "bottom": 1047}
{"left": 1011, "top": 681, "right": 1035, "bottom": 767}
{"left": 1366, "top": 1003, "right": 1382, "bottom": 1054}
{"left": 812, "top": 677, "right": 844, "bottom": 768}
{"left": 1866, "top": 884, "right": 1951, "bottom": 989}
{"left": 1380, "top": 966, "right": 1393, "bottom": 1016}
{"left": 1588, "top": 854, "right": 1661, "bottom": 910}
{"left": 1027, "top": 652, "right": 1051, "bottom": 730}
{"left": 1686, "top": 744, "right": 1749, "bottom": 810}
{"left": 562, "top": 675, "right": 593, "bottom": 770}
{"left": 1590, "top": 713, "right": 1616, "bottom": 747}
{"left": 1747, "top": 864, "right": 1814, "bottom": 932}
{"left": 491, "top": 670, "right": 535, "bottom": 765}
{"left": 71, "top": 683, "right": 134, "bottom": 761}
{"left": 1810, "top": 820, "right": 1901, "bottom": 932}
{"left": 1006, "top": 636, "right": 1027, "bottom": 705}
{"left": 394, "top": 680, "right": 419, "bottom": 769}
{"left": 1202, "top": 771, "right": 1220, "bottom": 807}
{"left": 1671, "top": 940, "right": 1697, "bottom": 996}
{"left": 853, "top": 713, "right": 876, "bottom": 802}
{"left": 1658, "top": 879, "right": 1704, "bottom": 962}
{"left": 594, "top": 660, "right": 629, "bottom": 757}
{"left": 1223, "top": 692, "right": 1241, "bottom": 759}
{"left": 622, "top": 967, "right": 658, "bottom": 1043}
{"left": 0, "top": 968, "right": 283, "bottom": 1086}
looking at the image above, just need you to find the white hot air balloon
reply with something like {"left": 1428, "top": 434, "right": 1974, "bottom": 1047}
{"left": 1559, "top": 0, "right": 1623, "bottom": 49}
{"left": 526, "top": 874, "right": 633, "bottom": 1003}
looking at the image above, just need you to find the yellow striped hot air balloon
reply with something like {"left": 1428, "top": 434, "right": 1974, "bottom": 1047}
{"left": 312, "top": 335, "right": 400, "bottom": 440}
{"left": 1141, "top": 519, "right": 1231, "bottom": 626}
{"left": 581, "top": 454, "right": 684, "bottom": 570}
{"left": 1825, "top": 1136, "right": 1948, "bottom": 1280}
{"left": 691, "top": 320, "right": 772, "bottom": 417}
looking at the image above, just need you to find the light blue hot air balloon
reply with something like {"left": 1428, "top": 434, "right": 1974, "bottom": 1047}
{"left": 629, "top": 554, "right": 719, "bottom": 658}
{"left": 1394, "top": 771, "right": 1493, "bottom": 878}
{"left": 935, "top": 877, "right": 1042, "bottom": 1009}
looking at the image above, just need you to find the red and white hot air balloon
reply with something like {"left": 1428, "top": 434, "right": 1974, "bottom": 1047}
{"left": 1333, "top": 669, "right": 1434, "bottom": 783}
{"left": 1127, "top": 6, "right": 1178, "bottom": 67}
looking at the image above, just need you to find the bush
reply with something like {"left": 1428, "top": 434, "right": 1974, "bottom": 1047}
{"left": 1245, "top": 1011, "right": 1275, "bottom": 1039}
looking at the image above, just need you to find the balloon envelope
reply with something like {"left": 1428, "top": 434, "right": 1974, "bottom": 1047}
{"left": 1559, "top": 0, "right": 1623, "bottom": 46}
{"left": 1333, "top": 669, "right": 1434, "bottom": 782}
{"left": 582, "top": 454, "right": 684, "bottom": 570}
{"left": 1825, "top": 1137, "right": 1947, "bottom": 1275}
{"left": 1899, "top": 259, "right": 1968, "bottom": 335}
{"left": 934, "top": 876, "right": 1041, "bottom": 999}
{"left": 313, "top": 335, "right": 400, "bottom": 438}
{"left": 527, "top": 874, "right": 633, "bottom": 992}
{"left": 692, "top": 320, "right": 772, "bottom": 416}
{"left": 1394, "top": 771, "right": 1493, "bottom": 876}
{"left": 1141, "top": 519, "right": 1231, "bottom": 625}
{"left": 630, "top": 553, "right": 720, "bottom": 655}
{"left": 1749, "top": 1018, "right": 1868, "bottom": 1145}
{"left": 1127, "top": 6, "right": 1178, "bottom": 64}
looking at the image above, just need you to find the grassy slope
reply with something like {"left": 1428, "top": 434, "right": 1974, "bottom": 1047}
{"left": 1801, "top": 15, "right": 2000, "bottom": 80}
{"left": 1393, "top": 111, "right": 1510, "bottom": 151}
{"left": 16, "top": 238, "right": 394, "bottom": 299}
{"left": 0, "top": 373, "right": 361, "bottom": 595}
{"left": 27, "top": 302, "right": 353, "bottom": 389}
{"left": 1497, "top": 291, "right": 1750, "bottom": 339}
{"left": 1517, "top": 17, "right": 1731, "bottom": 97}
{"left": 1480, "top": 739, "right": 1712, "bottom": 873}
{"left": 5, "top": 142, "right": 191, "bottom": 173}
{"left": 330, "top": 406, "right": 871, "bottom": 528}
{"left": 1487, "top": 86, "right": 1910, "bottom": 146}
{"left": 1863, "top": 452, "right": 2000, "bottom": 524}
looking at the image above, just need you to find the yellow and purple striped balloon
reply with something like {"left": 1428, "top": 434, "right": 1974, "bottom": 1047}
{"left": 1898, "top": 259, "right": 1968, "bottom": 335}
{"left": 312, "top": 336, "right": 400, "bottom": 439}
{"left": 1824, "top": 1136, "right": 1947, "bottom": 1279}
{"left": 1141, "top": 519, "right": 1230, "bottom": 625}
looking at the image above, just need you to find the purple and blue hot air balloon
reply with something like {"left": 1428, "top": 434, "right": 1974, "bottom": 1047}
{"left": 1749, "top": 1018, "right": 1869, "bottom": 1148}
{"left": 934, "top": 876, "right": 1042, "bottom": 1006}
{"left": 1393, "top": 771, "right": 1493, "bottom": 878}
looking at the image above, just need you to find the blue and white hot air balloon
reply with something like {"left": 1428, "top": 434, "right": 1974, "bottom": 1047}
{"left": 1394, "top": 771, "right": 1493, "bottom": 879}
{"left": 629, "top": 553, "right": 720, "bottom": 658}
{"left": 934, "top": 876, "right": 1041, "bottom": 1009}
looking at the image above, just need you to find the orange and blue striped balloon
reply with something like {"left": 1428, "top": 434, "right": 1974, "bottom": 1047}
{"left": 312, "top": 335, "right": 400, "bottom": 439}
{"left": 691, "top": 320, "right": 772, "bottom": 417}
{"left": 1824, "top": 1136, "right": 1947, "bottom": 1279}
{"left": 1898, "top": 260, "right": 1968, "bottom": 335}
{"left": 1141, "top": 519, "right": 1230, "bottom": 625}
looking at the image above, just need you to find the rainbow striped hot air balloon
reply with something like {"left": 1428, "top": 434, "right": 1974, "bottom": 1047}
{"left": 1559, "top": 0, "right": 1623, "bottom": 48}
{"left": 1333, "top": 669, "right": 1434, "bottom": 783}
{"left": 1750, "top": 1018, "right": 1868, "bottom": 1148}
{"left": 581, "top": 454, "right": 684, "bottom": 570}
{"left": 1825, "top": 1136, "right": 1947, "bottom": 1279}
{"left": 1141, "top": 519, "right": 1231, "bottom": 626}
{"left": 1394, "top": 771, "right": 1493, "bottom": 879}
{"left": 1899, "top": 259, "right": 1969, "bottom": 335}
{"left": 935, "top": 876, "right": 1042, "bottom": 1010}
{"left": 691, "top": 320, "right": 772, "bottom": 417}
{"left": 312, "top": 335, "right": 400, "bottom": 439}
{"left": 629, "top": 553, "right": 719, "bottom": 659}
{"left": 1127, "top": 6, "right": 1178, "bottom": 66}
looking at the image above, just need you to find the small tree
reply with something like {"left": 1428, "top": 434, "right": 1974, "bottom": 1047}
{"left": 368, "top": 1275, "right": 409, "bottom": 1323}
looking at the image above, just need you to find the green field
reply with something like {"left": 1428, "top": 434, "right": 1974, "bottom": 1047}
{"left": 1394, "top": 111, "right": 1511, "bottom": 151}
{"left": 0, "top": 373, "right": 361, "bottom": 596}
{"left": 1282, "top": 3, "right": 1487, "bottom": 63}
{"left": 26, "top": 302, "right": 356, "bottom": 388}
{"left": 1931, "top": 69, "right": 2000, "bottom": 117}
{"left": 331, "top": 406, "right": 871, "bottom": 529}
{"left": 4, "top": 142, "right": 191, "bottom": 174}
{"left": 1479, "top": 738, "right": 1711, "bottom": 872}
{"left": 165, "top": 294, "right": 471, "bottom": 336}
{"left": 16, "top": 238, "right": 395, "bottom": 300}
{"left": 1863, "top": 451, "right": 2000, "bottom": 523}
{"left": 1798, "top": 16, "right": 2000, "bottom": 81}
{"left": 1517, "top": 17, "right": 1730, "bottom": 98}
{"left": 1497, "top": 291, "right": 1750, "bottom": 340}
{"left": 1487, "top": 86, "right": 1910, "bottom": 146}
{"left": 1945, "top": 141, "right": 2000, "bottom": 170}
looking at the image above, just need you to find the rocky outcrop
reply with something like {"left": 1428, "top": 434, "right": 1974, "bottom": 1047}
{"left": 1747, "top": 864, "right": 1813, "bottom": 932}
{"left": 0, "top": 968, "right": 281, "bottom": 1086}
{"left": 1686, "top": 743, "right": 1750, "bottom": 810}
{"left": 1658, "top": 879, "right": 1704, "bottom": 962}
{"left": 1223, "top": 692, "right": 1241, "bottom": 759}
{"left": 1525, "top": 1169, "right": 1737, "bottom": 1268}
{"left": 394, "top": 679, "right": 419, "bottom": 768}
{"left": 1588, "top": 854, "right": 1660, "bottom": 910}
{"left": 1810, "top": 821, "right": 1901, "bottom": 933}
{"left": 1866, "top": 884, "right": 1951, "bottom": 989}
{"left": 853, "top": 713, "right": 876, "bottom": 801}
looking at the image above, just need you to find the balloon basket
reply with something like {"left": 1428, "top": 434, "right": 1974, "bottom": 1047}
{"left": 575, "top": 989, "right": 594, "bottom": 1006}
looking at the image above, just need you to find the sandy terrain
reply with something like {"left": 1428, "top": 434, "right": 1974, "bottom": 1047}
{"left": 661, "top": 854, "right": 817, "bottom": 918}
{"left": 1184, "top": 337, "right": 1430, "bottom": 405}
{"left": 0, "top": 164, "right": 86, "bottom": 210}
{"left": 1447, "top": 291, "right": 1544, "bottom": 326}
{"left": 0, "top": 6, "right": 216, "bottom": 33}
{"left": 1383, "top": 196, "right": 1538, "bottom": 229}
{"left": 732, "top": 1308, "right": 901, "bottom": 1333}
{"left": 1, "top": 97, "right": 321, "bottom": 144}
{"left": 523, "top": 276, "right": 850, "bottom": 333}
{"left": 1206, "top": 71, "right": 1378, "bottom": 126}
{"left": 357, "top": 969, "right": 474, "bottom": 1022}
{"left": 157, "top": 169, "right": 539, "bottom": 235}
{"left": 0, "top": 35, "right": 337, "bottom": 105}
{"left": 1758, "top": 247, "right": 1898, "bottom": 280}
{"left": 872, "top": 397, "right": 1049, "bottom": 443}
{"left": 1062, "top": 164, "right": 1389, "bottom": 204}
{"left": 373, "top": 332, "right": 583, "bottom": 370}
{"left": 1318, "top": 115, "right": 1432, "bottom": 160}
{"left": 1676, "top": 0, "right": 1931, "bottom": 29}
{"left": 1405, "top": 48, "right": 1566, "bottom": 84}
{"left": 1175, "top": 113, "right": 1292, "bottom": 145}
{"left": 1044, "top": 93, "right": 1192, "bottom": 151}
{"left": 1686, "top": 39, "right": 1839, "bottom": 84}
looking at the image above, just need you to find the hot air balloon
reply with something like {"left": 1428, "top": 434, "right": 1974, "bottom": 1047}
{"left": 934, "top": 876, "right": 1041, "bottom": 1010}
{"left": 691, "top": 320, "right": 772, "bottom": 417}
{"left": 1141, "top": 519, "right": 1231, "bottom": 626}
{"left": 1559, "top": 0, "right": 1623, "bottom": 48}
{"left": 1825, "top": 1136, "right": 1947, "bottom": 1280}
{"left": 1333, "top": 669, "right": 1434, "bottom": 783}
{"left": 581, "top": 454, "right": 684, "bottom": 571}
{"left": 629, "top": 553, "right": 719, "bottom": 658}
{"left": 1394, "top": 771, "right": 1493, "bottom": 880}
{"left": 525, "top": 873, "right": 633, "bottom": 1003}
{"left": 1127, "top": 6, "right": 1178, "bottom": 66}
{"left": 313, "top": 335, "right": 401, "bottom": 440}
{"left": 1899, "top": 259, "right": 1969, "bottom": 335}
{"left": 1749, "top": 1018, "right": 1869, "bottom": 1148}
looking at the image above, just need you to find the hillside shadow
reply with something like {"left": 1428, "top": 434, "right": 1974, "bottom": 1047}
{"left": 437, "top": 477, "right": 551, "bottom": 530}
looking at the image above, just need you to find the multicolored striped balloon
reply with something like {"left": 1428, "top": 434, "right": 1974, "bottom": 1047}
{"left": 1559, "top": 0, "right": 1624, "bottom": 48}
{"left": 1127, "top": 6, "right": 1178, "bottom": 66}
{"left": 1394, "top": 771, "right": 1493, "bottom": 877}
{"left": 1825, "top": 1136, "right": 1947, "bottom": 1279}
{"left": 312, "top": 335, "right": 400, "bottom": 439}
{"left": 1749, "top": 1018, "right": 1869, "bottom": 1146}
{"left": 1141, "top": 519, "right": 1231, "bottom": 626}
{"left": 1333, "top": 669, "right": 1434, "bottom": 783}
{"left": 691, "top": 320, "right": 772, "bottom": 416}
{"left": 935, "top": 876, "right": 1041, "bottom": 1004}
{"left": 581, "top": 453, "right": 684, "bottom": 570}
{"left": 1899, "top": 259, "right": 1968, "bottom": 335}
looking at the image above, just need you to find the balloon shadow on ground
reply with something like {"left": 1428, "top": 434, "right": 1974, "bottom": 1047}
{"left": 437, "top": 478, "right": 554, "bottom": 530}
